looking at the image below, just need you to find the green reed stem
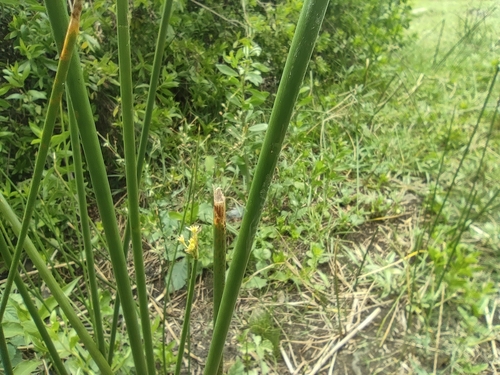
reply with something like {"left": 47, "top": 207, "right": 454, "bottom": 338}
{"left": 426, "top": 66, "right": 498, "bottom": 243}
{"left": 68, "top": 94, "right": 106, "bottom": 356}
{"left": 0, "top": 323, "right": 12, "bottom": 375}
{"left": 115, "top": 0, "right": 155, "bottom": 372}
{"left": 0, "top": 194, "right": 112, "bottom": 374}
{"left": 174, "top": 252, "right": 199, "bottom": 375}
{"left": 203, "top": 0, "right": 330, "bottom": 373}
{"left": 108, "top": 0, "right": 174, "bottom": 360}
{"left": 44, "top": 0, "right": 148, "bottom": 372}
{"left": 0, "top": 0, "right": 83, "bottom": 325}
{"left": 213, "top": 187, "right": 226, "bottom": 375}
{"left": 0, "top": 230, "right": 69, "bottom": 375}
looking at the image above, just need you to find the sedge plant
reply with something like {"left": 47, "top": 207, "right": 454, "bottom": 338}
{"left": 0, "top": 2, "right": 114, "bottom": 373}
{"left": 0, "top": 0, "right": 84, "bottom": 325}
{"left": 203, "top": 0, "right": 330, "bottom": 373}
{"left": 0, "top": 0, "right": 331, "bottom": 373}
{"left": 0, "top": 0, "right": 173, "bottom": 371}
{"left": 44, "top": 0, "right": 147, "bottom": 371}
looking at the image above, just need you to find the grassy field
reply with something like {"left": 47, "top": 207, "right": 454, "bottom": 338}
{"left": 159, "top": 1, "right": 500, "bottom": 373}
{"left": 1, "top": 0, "right": 499, "bottom": 374}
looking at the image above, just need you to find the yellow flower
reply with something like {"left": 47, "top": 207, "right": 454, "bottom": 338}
{"left": 178, "top": 225, "right": 201, "bottom": 259}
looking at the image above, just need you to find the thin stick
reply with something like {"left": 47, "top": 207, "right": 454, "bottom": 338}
{"left": 280, "top": 345, "right": 295, "bottom": 373}
{"left": 379, "top": 298, "right": 400, "bottom": 348}
{"left": 433, "top": 285, "right": 445, "bottom": 374}
{"left": 309, "top": 308, "right": 381, "bottom": 375}
{"left": 485, "top": 301, "right": 498, "bottom": 359}
{"left": 327, "top": 352, "right": 337, "bottom": 375}
{"left": 332, "top": 241, "right": 343, "bottom": 336}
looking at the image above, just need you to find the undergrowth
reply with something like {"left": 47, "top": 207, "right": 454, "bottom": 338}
{"left": 1, "top": 0, "right": 499, "bottom": 374}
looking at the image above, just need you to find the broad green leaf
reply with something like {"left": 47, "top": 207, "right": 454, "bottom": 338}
{"left": 168, "top": 257, "right": 188, "bottom": 292}
{"left": 29, "top": 121, "right": 42, "bottom": 138}
{"left": 228, "top": 359, "right": 245, "bottom": 375}
{"left": 249, "top": 123, "right": 268, "bottom": 132}
{"left": 197, "top": 202, "right": 213, "bottom": 222}
{"left": 37, "top": 277, "right": 81, "bottom": 319}
{"left": 1, "top": 321, "right": 24, "bottom": 338}
{"left": 169, "top": 211, "right": 183, "bottom": 221}
{"left": 6, "top": 93, "right": 23, "bottom": 100}
{"left": 50, "top": 131, "right": 70, "bottom": 147}
{"left": 13, "top": 359, "right": 42, "bottom": 375}
{"left": 216, "top": 64, "right": 238, "bottom": 77}
{"left": 251, "top": 62, "right": 270, "bottom": 72}
{"left": 242, "top": 276, "right": 267, "bottom": 290}
{"left": 27, "top": 90, "right": 47, "bottom": 101}
{"left": 0, "top": 86, "right": 10, "bottom": 96}
{"left": 245, "top": 71, "right": 262, "bottom": 86}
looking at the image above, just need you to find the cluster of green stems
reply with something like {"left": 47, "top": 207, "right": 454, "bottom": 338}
{"left": 0, "top": 0, "right": 329, "bottom": 373}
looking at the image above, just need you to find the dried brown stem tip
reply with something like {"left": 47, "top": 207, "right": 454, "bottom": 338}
{"left": 213, "top": 187, "right": 226, "bottom": 225}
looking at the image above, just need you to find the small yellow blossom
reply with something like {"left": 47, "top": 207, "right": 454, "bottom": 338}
{"left": 178, "top": 225, "right": 201, "bottom": 259}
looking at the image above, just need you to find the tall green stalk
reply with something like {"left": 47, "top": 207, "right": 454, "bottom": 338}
{"left": 0, "top": 230, "right": 69, "bottom": 375}
{"left": 0, "top": 0, "right": 83, "bottom": 325}
{"left": 0, "top": 194, "right": 112, "bottom": 374}
{"left": 213, "top": 187, "right": 226, "bottom": 375}
{"left": 174, "top": 226, "right": 201, "bottom": 375}
{"left": 44, "top": 0, "right": 147, "bottom": 372}
{"left": 67, "top": 95, "right": 106, "bottom": 356}
{"left": 203, "top": 0, "right": 330, "bottom": 373}
{"left": 108, "top": 0, "right": 174, "bottom": 360}
{"left": 0, "top": 323, "right": 12, "bottom": 375}
{"left": 115, "top": 0, "right": 155, "bottom": 372}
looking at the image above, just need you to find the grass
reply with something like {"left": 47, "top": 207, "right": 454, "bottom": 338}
{"left": 1, "top": 0, "right": 500, "bottom": 374}
{"left": 153, "top": 1, "right": 499, "bottom": 373}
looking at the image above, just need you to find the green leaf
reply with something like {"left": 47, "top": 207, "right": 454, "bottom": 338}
{"left": 251, "top": 62, "right": 270, "bottom": 72}
{"left": 6, "top": 93, "right": 23, "bottom": 100}
{"left": 228, "top": 359, "right": 245, "bottom": 375}
{"left": 248, "top": 89, "right": 269, "bottom": 105}
{"left": 13, "top": 360, "right": 42, "bottom": 375}
{"left": 168, "top": 258, "right": 188, "bottom": 292}
{"left": 197, "top": 202, "right": 213, "bottom": 223}
{"left": 169, "top": 211, "right": 183, "bottom": 220}
{"left": 27, "top": 90, "right": 47, "bottom": 101}
{"left": 216, "top": 64, "right": 238, "bottom": 77}
{"left": 0, "top": 86, "right": 10, "bottom": 96}
{"left": 1, "top": 322, "right": 24, "bottom": 338}
{"left": 245, "top": 72, "right": 262, "bottom": 86}
{"left": 38, "top": 277, "right": 81, "bottom": 319}
{"left": 243, "top": 276, "right": 267, "bottom": 290}
{"left": 50, "top": 131, "right": 70, "bottom": 147}
{"left": 463, "top": 363, "right": 488, "bottom": 374}
{"left": 29, "top": 122, "right": 42, "bottom": 138}
{"left": 204, "top": 156, "right": 215, "bottom": 174}
{"left": 249, "top": 123, "right": 268, "bottom": 132}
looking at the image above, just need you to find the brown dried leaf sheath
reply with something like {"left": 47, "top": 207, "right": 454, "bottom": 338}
{"left": 213, "top": 187, "right": 226, "bottom": 226}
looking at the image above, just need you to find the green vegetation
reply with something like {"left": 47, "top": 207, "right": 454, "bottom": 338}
{"left": 1, "top": 0, "right": 499, "bottom": 374}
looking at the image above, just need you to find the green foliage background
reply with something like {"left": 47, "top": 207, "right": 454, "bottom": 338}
{"left": 0, "top": 0, "right": 411, "bottom": 191}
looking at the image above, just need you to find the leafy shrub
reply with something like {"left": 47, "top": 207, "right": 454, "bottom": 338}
{"left": 0, "top": 0, "right": 411, "bottom": 190}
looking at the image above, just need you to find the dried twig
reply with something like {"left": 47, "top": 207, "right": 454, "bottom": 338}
{"left": 309, "top": 308, "right": 381, "bottom": 375}
{"left": 433, "top": 285, "right": 445, "bottom": 374}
